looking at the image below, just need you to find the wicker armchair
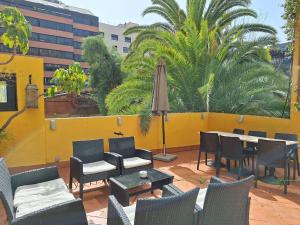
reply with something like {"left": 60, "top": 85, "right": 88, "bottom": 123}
{"left": 0, "top": 158, "right": 88, "bottom": 225}
{"left": 164, "top": 176, "right": 254, "bottom": 225}
{"left": 70, "top": 139, "right": 121, "bottom": 199}
{"left": 109, "top": 137, "right": 153, "bottom": 174}
{"left": 107, "top": 186, "right": 199, "bottom": 225}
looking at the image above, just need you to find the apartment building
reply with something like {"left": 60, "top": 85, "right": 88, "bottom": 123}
{"left": 0, "top": 0, "right": 99, "bottom": 87}
{"left": 99, "top": 22, "right": 137, "bottom": 55}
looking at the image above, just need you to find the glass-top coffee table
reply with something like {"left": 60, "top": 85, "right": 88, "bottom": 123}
{"left": 109, "top": 169, "right": 174, "bottom": 206}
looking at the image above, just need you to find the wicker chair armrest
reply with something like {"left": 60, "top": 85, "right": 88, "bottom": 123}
{"left": 107, "top": 195, "right": 132, "bottom": 225}
{"left": 11, "top": 199, "right": 88, "bottom": 225}
{"left": 135, "top": 149, "right": 153, "bottom": 161}
{"left": 210, "top": 176, "right": 226, "bottom": 184}
{"left": 70, "top": 157, "right": 83, "bottom": 178}
{"left": 11, "top": 166, "right": 59, "bottom": 194}
{"left": 162, "top": 184, "right": 184, "bottom": 197}
{"left": 104, "top": 152, "right": 120, "bottom": 167}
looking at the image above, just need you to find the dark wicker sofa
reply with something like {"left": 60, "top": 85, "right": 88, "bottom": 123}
{"left": 0, "top": 158, "right": 88, "bottom": 225}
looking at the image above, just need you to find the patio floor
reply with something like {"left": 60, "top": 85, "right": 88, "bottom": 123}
{"left": 2, "top": 150, "right": 299, "bottom": 225}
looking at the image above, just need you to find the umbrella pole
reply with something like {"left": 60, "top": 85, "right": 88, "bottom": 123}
{"left": 162, "top": 111, "right": 166, "bottom": 156}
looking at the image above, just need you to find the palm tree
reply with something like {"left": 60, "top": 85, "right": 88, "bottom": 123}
{"left": 125, "top": 0, "right": 276, "bottom": 49}
{"left": 106, "top": 0, "right": 289, "bottom": 133}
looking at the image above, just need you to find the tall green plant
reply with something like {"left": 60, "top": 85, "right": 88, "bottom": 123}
{"left": 0, "top": 7, "right": 31, "bottom": 65}
{"left": 48, "top": 62, "right": 87, "bottom": 96}
{"left": 82, "top": 35, "right": 124, "bottom": 114}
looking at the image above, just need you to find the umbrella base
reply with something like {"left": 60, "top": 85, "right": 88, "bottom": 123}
{"left": 154, "top": 153, "right": 177, "bottom": 162}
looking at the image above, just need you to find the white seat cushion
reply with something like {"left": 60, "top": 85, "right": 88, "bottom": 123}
{"left": 16, "top": 191, "right": 75, "bottom": 218}
{"left": 123, "top": 204, "right": 136, "bottom": 224}
{"left": 123, "top": 157, "right": 151, "bottom": 169}
{"left": 83, "top": 160, "right": 117, "bottom": 175}
{"left": 14, "top": 178, "right": 75, "bottom": 218}
{"left": 14, "top": 178, "right": 68, "bottom": 208}
{"left": 196, "top": 188, "right": 207, "bottom": 209}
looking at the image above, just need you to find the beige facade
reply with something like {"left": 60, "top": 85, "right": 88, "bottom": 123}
{"left": 99, "top": 22, "right": 138, "bottom": 55}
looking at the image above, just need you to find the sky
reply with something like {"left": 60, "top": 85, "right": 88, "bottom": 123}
{"left": 62, "top": 0, "right": 287, "bottom": 42}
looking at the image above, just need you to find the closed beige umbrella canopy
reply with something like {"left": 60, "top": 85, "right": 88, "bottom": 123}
{"left": 152, "top": 59, "right": 176, "bottom": 162}
{"left": 152, "top": 59, "right": 169, "bottom": 114}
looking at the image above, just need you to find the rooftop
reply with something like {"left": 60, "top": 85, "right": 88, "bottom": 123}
{"left": 24, "top": 0, "right": 95, "bottom": 16}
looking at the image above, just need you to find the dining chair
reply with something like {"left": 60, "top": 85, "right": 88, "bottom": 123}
{"left": 197, "top": 132, "right": 220, "bottom": 172}
{"left": 275, "top": 133, "right": 299, "bottom": 179}
{"left": 219, "top": 136, "right": 246, "bottom": 179}
{"left": 245, "top": 131, "right": 267, "bottom": 173}
{"left": 233, "top": 128, "right": 245, "bottom": 135}
{"left": 255, "top": 139, "right": 289, "bottom": 194}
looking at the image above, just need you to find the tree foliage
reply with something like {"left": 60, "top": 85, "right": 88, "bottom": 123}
{"left": 106, "top": 0, "right": 289, "bottom": 133}
{"left": 83, "top": 35, "right": 124, "bottom": 114}
{"left": 48, "top": 62, "right": 87, "bottom": 96}
{"left": 0, "top": 7, "right": 31, "bottom": 65}
{"left": 282, "top": 0, "right": 300, "bottom": 43}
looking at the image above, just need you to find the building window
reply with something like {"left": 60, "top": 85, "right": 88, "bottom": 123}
{"left": 111, "top": 34, "right": 118, "bottom": 41}
{"left": 74, "top": 29, "right": 99, "bottom": 37}
{"left": 125, "top": 37, "right": 131, "bottom": 43}
{"left": 74, "top": 41, "right": 82, "bottom": 49}
{"left": 0, "top": 74, "right": 17, "bottom": 111}
{"left": 123, "top": 47, "right": 129, "bottom": 53}
{"left": 99, "top": 32, "right": 104, "bottom": 38}
{"left": 44, "top": 77, "right": 52, "bottom": 86}
{"left": 44, "top": 64, "right": 68, "bottom": 72}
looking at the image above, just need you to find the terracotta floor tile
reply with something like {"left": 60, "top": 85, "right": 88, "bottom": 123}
{"left": 4, "top": 150, "right": 299, "bottom": 225}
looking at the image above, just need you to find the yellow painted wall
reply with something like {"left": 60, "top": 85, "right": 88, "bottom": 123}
{"left": 45, "top": 113, "right": 208, "bottom": 163}
{"left": 0, "top": 54, "right": 45, "bottom": 167}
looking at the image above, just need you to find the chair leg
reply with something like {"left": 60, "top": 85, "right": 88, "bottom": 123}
{"left": 251, "top": 154, "right": 255, "bottom": 174}
{"left": 297, "top": 156, "right": 300, "bottom": 176}
{"left": 264, "top": 166, "right": 268, "bottom": 176}
{"left": 79, "top": 180, "right": 84, "bottom": 199}
{"left": 197, "top": 151, "right": 201, "bottom": 170}
{"left": 216, "top": 155, "right": 220, "bottom": 177}
{"left": 287, "top": 164, "right": 290, "bottom": 185}
{"left": 226, "top": 159, "right": 230, "bottom": 171}
{"left": 69, "top": 176, "right": 73, "bottom": 190}
{"left": 205, "top": 153, "right": 208, "bottom": 165}
{"left": 238, "top": 159, "right": 242, "bottom": 180}
{"left": 255, "top": 163, "right": 259, "bottom": 188}
{"left": 284, "top": 165, "right": 288, "bottom": 194}
{"left": 293, "top": 161, "right": 296, "bottom": 180}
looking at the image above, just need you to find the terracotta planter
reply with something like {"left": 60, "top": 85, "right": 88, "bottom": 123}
{"left": 45, "top": 94, "right": 76, "bottom": 116}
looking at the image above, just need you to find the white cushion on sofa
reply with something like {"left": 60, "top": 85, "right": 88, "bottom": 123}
{"left": 13, "top": 178, "right": 75, "bottom": 218}
{"left": 123, "top": 157, "right": 151, "bottom": 169}
{"left": 196, "top": 188, "right": 207, "bottom": 208}
{"left": 14, "top": 178, "right": 68, "bottom": 207}
{"left": 16, "top": 191, "right": 75, "bottom": 218}
{"left": 83, "top": 160, "right": 116, "bottom": 175}
{"left": 123, "top": 204, "right": 136, "bottom": 224}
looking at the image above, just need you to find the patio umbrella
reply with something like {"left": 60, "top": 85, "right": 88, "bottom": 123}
{"left": 152, "top": 59, "right": 177, "bottom": 162}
